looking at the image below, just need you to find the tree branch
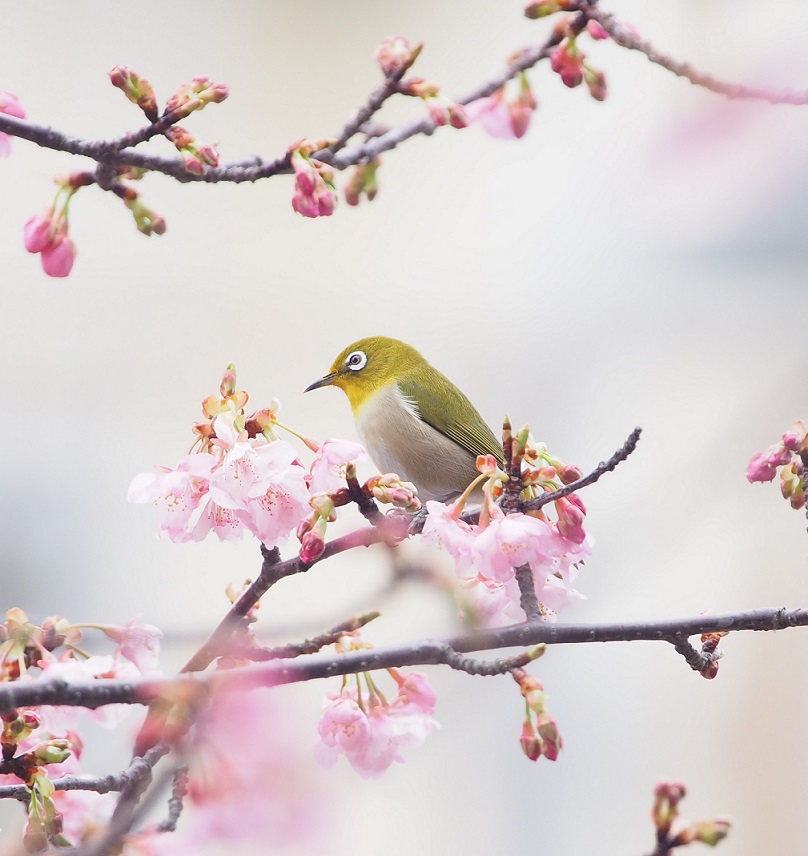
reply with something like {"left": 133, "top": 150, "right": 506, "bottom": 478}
{"left": 588, "top": 8, "right": 808, "bottom": 105}
{"left": 2, "top": 608, "right": 805, "bottom": 712}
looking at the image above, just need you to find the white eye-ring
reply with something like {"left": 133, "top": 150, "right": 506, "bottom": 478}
{"left": 346, "top": 350, "right": 367, "bottom": 371}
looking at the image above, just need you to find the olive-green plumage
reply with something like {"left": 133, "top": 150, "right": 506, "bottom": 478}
{"left": 305, "top": 336, "right": 503, "bottom": 502}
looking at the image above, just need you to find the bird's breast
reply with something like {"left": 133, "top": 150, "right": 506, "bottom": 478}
{"left": 355, "top": 382, "right": 480, "bottom": 503}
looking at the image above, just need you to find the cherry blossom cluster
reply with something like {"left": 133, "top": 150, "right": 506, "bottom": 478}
{"left": 652, "top": 781, "right": 731, "bottom": 850}
{"left": 128, "top": 365, "right": 417, "bottom": 562}
{"left": 424, "top": 426, "right": 591, "bottom": 628}
{"left": 315, "top": 631, "right": 438, "bottom": 778}
{"left": 0, "top": 608, "right": 161, "bottom": 849}
{"left": 746, "top": 420, "right": 808, "bottom": 509}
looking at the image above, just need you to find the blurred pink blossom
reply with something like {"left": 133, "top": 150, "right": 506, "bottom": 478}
{"left": 0, "top": 90, "right": 25, "bottom": 157}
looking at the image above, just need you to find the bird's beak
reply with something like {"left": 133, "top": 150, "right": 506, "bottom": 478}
{"left": 304, "top": 372, "right": 339, "bottom": 393}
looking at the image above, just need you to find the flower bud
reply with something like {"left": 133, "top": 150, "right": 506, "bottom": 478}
{"left": 519, "top": 718, "right": 543, "bottom": 761}
{"left": 536, "top": 710, "right": 562, "bottom": 760}
{"left": 586, "top": 20, "right": 610, "bottom": 40}
{"left": 684, "top": 818, "right": 731, "bottom": 846}
{"left": 550, "top": 42, "right": 584, "bottom": 88}
{"left": 24, "top": 210, "right": 54, "bottom": 253}
{"left": 584, "top": 66, "right": 608, "bottom": 101}
{"left": 108, "top": 66, "right": 158, "bottom": 118}
{"left": 782, "top": 421, "right": 807, "bottom": 451}
{"left": 32, "top": 739, "right": 72, "bottom": 765}
{"left": 299, "top": 528, "right": 326, "bottom": 564}
{"left": 375, "top": 36, "right": 422, "bottom": 78}
{"left": 652, "top": 780, "right": 686, "bottom": 834}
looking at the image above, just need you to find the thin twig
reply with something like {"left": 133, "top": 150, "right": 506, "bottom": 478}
{"left": 181, "top": 527, "right": 381, "bottom": 672}
{"left": 230, "top": 611, "right": 381, "bottom": 661}
{"left": 156, "top": 766, "right": 189, "bottom": 833}
{"left": 522, "top": 427, "right": 642, "bottom": 513}
{"left": 588, "top": 8, "right": 808, "bottom": 105}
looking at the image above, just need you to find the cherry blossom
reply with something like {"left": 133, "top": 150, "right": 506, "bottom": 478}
{"left": 0, "top": 90, "right": 25, "bottom": 157}
{"left": 316, "top": 683, "right": 438, "bottom": 779}
{"left": 308, "top": 438, "right": 368, "bottom": 494}
{"left": 465, "top": 73, "right": 537, "bottom": 139}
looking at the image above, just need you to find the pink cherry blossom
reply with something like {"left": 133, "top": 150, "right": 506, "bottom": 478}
{"left": 422, "top": 500, "right": 477, "bottom": 573}
{"left": 245, "top": 477, "right": 311, "bottom": 547}
{"left": 471, "top": 512, "right": 570, "bottom": 583}
{"left": 101, "top": 621, "right": 163, "bottom": 673}
{"left": 128, "top": 453, "right": 217, "bottom": 542}
{"left": 53, "top": 790, "right": 115, "bottom": 847}
{"left": 36, "top": 656, "right": 142, "bottom": 731}
{"left": 0, "top": 90, "right": 25, "bottom": 157}
{"left": 391, "top": 671, "right": 437, "bottom": 715}
{"left": 465, "top": 74, "right": 537, "bottom": 140}
{"left": 185, "top": 687, "right": 323, "bottom": 844}
{"left": 316, "top": 675, "right": 438, "bottom": 778}
{"left": 309, "top": 438, "right": 367, "bottom": 493}
{"left": 457, "top": 575, "right": 515, "bottom": 628}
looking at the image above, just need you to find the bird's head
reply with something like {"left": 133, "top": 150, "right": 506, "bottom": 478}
{"left": 305, "top": 336, "right": 424, "bottom": 413}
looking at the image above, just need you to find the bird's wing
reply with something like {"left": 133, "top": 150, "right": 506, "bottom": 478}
{"left": 398, "top": 373, "right": 504, "bottom": 466}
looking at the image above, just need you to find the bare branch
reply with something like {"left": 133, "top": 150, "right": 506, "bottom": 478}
{"left": 2, "top": 608, "right": 806, "bottom": 713}
{"left": 588, "top": 8, "right": 808, "bottom": 105}
{"left": 234, "top": 611, "right": 382, "bottom": 661}
{"left": 523, "top": 427, "right": 642, "bottom": 512}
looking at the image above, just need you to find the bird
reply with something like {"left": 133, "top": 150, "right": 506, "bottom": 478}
{"left": 305, "top": 336, "right": 504, "bottom": 502}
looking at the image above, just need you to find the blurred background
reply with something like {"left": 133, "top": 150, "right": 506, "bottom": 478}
{"left": 2, "top": 0, "right": 808, "bottom": 853}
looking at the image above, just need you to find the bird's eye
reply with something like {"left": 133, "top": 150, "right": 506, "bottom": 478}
{"left": 346, "top": 350, "right": 367, "bottom": 371}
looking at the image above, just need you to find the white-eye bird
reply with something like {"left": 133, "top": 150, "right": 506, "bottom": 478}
{"left": 305, "top": 336, "right": 504, "bottom": 502}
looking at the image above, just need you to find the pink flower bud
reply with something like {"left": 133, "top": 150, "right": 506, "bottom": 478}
{"left": 782, "top": 421, "right": 807, "bottom": 451}
{"left": 197, "top": 143, "right": 220, "bottom": 167}
{"left": 536, "top": 711, "right": 562, "bottom": 761}
{"left": 558, "top": 463, "right": 584, "bottom": 484}
{"left": 550, "top": 43, "right": 584, "bottom": 88}
{"left": 586, "top": 20, "right": 609, "bottom": 40}
{"left": 584, "top": 67, "right": 608, "bottom": 101}
{"left": 292, "top": 192, "right": 318, "bottom": 218}
{"left": 375, "top": 36, "right": 422, "bottom": 78}
{"left": 182, "top": 154, "right": 204, "bottom": 175}
{"left": 24, "top": 211, "right": 54, "bottom": 253}
{"left": 555, "top": 497, "right": 586, "bottom": 543}
{"left": 747, "top": 445, "right": 792, "bottom": 483}
{"left": 519, "top": 718, "right": 543, "bottom": 761}
{"left": 40, "top": 234, "right": 76, "bottom": 278}
{"left": 299, "top": 529, "right": 326, "bottom": 564}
